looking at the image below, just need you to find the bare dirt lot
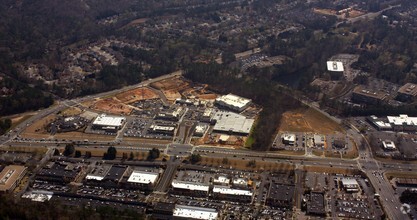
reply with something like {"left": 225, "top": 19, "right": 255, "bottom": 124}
{"left": 279, "top": 107, "right": 345, "bottom": 134}
{"left": 150, "top": 76, "right": 189, "bottom": 91}
{"left": 91, "top": 98, "right": 133, "bottom": 115}
{"left": 114, "top": 87, "right": 159, "bottom": 104}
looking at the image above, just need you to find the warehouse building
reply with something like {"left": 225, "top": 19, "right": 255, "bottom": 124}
{"left": 212, "top": 111, "right": 254, "bottom": 136}
{"left": 173, "top": 205, "right": 218, "bottom": 220}
{"left": 92, "top": 114, "right": 126, "bottom": 132}
{"left": 0, "top": 165, "right": 27, "bottom": 193}
{"left": 215, "top": 94, "right": 251, "bottom": 112}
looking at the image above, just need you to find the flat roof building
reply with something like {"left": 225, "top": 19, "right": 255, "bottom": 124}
{"left": 266, "top": 183, "right": 295, "bottom": 208}
{"left": 0, "top": 165, "right": 27, "bottom": 193}
{"left": 352, "top": 86, "right": 387, "bottom": 105}
{"left": 382, "top": 140, "right": 396, "bottom": 151}
{"left": 387, "top": 114, "right": 417, "bottom": 131}
{"left": 326, "top": 61, "right": 344, "bottom": 72}
{"left": 215, "top": 94, "right": 251, "bottom": 112}
{"left": 212, "top": 185, "right": 253, "bottom": 203}
{"left": 282, "top": 133, "right": 296, "bottom": 146}
{"left": 173, "top": 205, "right": 218, "bottom": 220}
{"left": 212, "top": 111, "right": 254, "bottom": 135}
{"left": 171, "top": 180, "right": 210, "bottom": 197}
{"left": 127, "top": 170, "right": 159, "bottom": 184}
{"left": 92, "top": 114, "right": 126, "bottom": 132}
{"left": 307, "top": 191, "right": 326, "bottom": 216}
{"left": 313, "top": 134, "right": 325, "bottom": 148}
{"left": 36, "top": 162, "right": 80, "bottom": 184}
{"left": 397, "top": 83, "right": 417, "bottom": 102}
{"left": 341, "top": 178, "right": 359, "bottom": 192}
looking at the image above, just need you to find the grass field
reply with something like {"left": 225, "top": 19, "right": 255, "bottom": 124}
{"left": 385, "top": 171, "right": 417, "bottom": 180}
{"left": 279, "top": 107, "right": 345, "bottom": 134}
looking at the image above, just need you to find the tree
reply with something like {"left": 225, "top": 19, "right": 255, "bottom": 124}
{"left": 103, "top": 146, "right": 117, "bottom": 160}
{"left": 221, "top": 51, "right": 236, "bottom": 65}
{"left": 85, "top": 151, "right": 92, "bottom": 159}
{"left": 247, "top": 160, "right": 256, "bottom": 168}
{"left": 147, "top": 148, "right": 160, "bottom": 161}
{"left": 222, "top": 157, "right": 229, "bottom": 165}
{"left": 122, "top": 152, "right": 128, "bottom": 161}
{"left": 189, "top": 154, "right": 202, "bottom": 164}
{"left": 53, "top": 148, "right": 60, "bottom": 156}
{"left": 63, "top": 144, "right": 75, "bottom": 156}
{"left": 129, "top": 152, "right": 134, "bottom": 160}
{"left": 74, "top": 150, "right": 81, "bottom": 158}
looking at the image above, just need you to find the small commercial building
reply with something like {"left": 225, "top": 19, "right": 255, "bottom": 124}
{"left": 149, "top": 124, "right": 176, "bottom": 136}
{"left": 367, "top": 116, "right": 392, "bottom": 131}
{"left": 92, "top": 114, "right": 126, "bottom": 132}
{"left": 155, "top": 107, "right": 185, "bottom": 121}
{"left": 36, "top": 162, "right": 80, "bottom": 184}
{"left": 307, "top": 191, "right": 326, "bottom": 216}
{"left": 126, "top": 170, "right": 159, "bottom": 190}
{"left": 266, "top": 183, "right": 295, "bottom": 208}
{"left": 341, "top": 178, "right": 359, "bottom": 192}
{"left": 171, "top": 180, "right": 210, "bottom": 197}
{"left": 194, "top": 124, "right": 208, "bottom": 137}
{"left": 382, "top": 140, "right": 396, "bottom": 151}
{"left": 313, "top": 134, "right": 325, "bottom": 148}
{"left": 215, "top": 94, "right": 251, "bottom": 112}
{"left": 282, "top": 133, "right": 296, "bottom": 146}
{"left": 326, "top": 61, "right": 344, "bottom": 72}
{"left": 397, "top": 83, "right": 417, "bottom": 102}
{"left": 352, "top": 86, "right": 387, "bottom": 105}
{"left": 0, "top": 165, "right": 27, "bottom": 193}
{"left": 173, "top": 205, "right": 218, "bottom": 220}
{"left": 212, "top": 185, "right": 253, "bottom": 203}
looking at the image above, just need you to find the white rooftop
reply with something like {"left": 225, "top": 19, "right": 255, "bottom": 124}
{"left": 282, "top": 133, "right": 296, "bottom": 142}
{"left": 127, "top": 170, "right": 159, "bottom": 184}
{"left": 375, "top": 121, "right": 392, "bottom": 129}
{"left": 327, "top": 61, "right": 344, "bottom": 72}
{"left": 382, "top": 140, "right": 396, "bottom": 150}
{"left": 214, "top": 176, "right": 230, "bottom": 184}
{"left": 213, "top": 111, "right": 254, "bottom": 135}
{"left": 387, "top": 115, "right": 417, "bottom": 126}
{"left": 233, "top": 178, "right": 248, "bottom": 186}
{"left": 173, "top": 205, "right": 218, "bottom": 220}
{"left": 92, "top": 114, "right": 126, "bottom": 127}
{"left": 172, "top": 180, "right": 210, "bottom": 192}
{"left": 341, "top": 178, "right": 359, "bottom": 187}
{"left": 85, "top": 175, "right": 104, "bottom": 181}
{"left": 213, "top": 185, "right": 253, "bottom": 196}
{"left": 216, "top": 94, "right": 251, "bottom": 109}
{"left": 314, "top": 134, "right": 325, "bottom": 145}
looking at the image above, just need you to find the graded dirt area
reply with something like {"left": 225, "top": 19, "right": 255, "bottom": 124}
{"left": 91, "top": 98, "right": 133, "bottom": 115}
{"left": 150, "top": 76, "right": 189, "bottom": 91}
{"left": 163, "top": 89, "right": 182, "bottom": 102}
{"left": 114, "top": 87, "right": 159, "bottom": 104}
{"left": 279, "top": 107, "right": 345, "bottom": 134}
